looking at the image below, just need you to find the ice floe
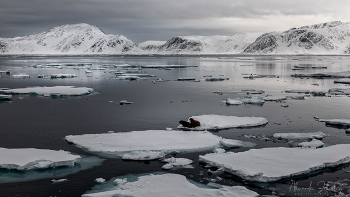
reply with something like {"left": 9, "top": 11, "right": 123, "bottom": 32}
{"left": 0, "top": 86, "right": 94, "bottom": 97}
{"left": 65, "top": 130, "right": 224, "bottom": 158}
{"left": 263, "top": 93, "right": 306, "bottom": 101}
{"left": 273, "top": 131, "right": 328, "bottom": 140}
{"left": 177, "top": 115, "right": 268, "bottom": 130}
{"left": 95, "top": 178, "right": 106, "bottom": 183}
{"left": 82, "top": 173, "right": 258, "bottom": 197}
{"left": 119, "top": 100, "right": 133, "bottom": 105}
{"left": 142, "top": 65, "right": 197, "bottom": 68}
{"left": 291, "top": 71, "right": 350, "bottom": 78}
{"left": 12, "top": 74, "right": 30, "bottom": 79}
{"left": 0, "top": 94, "right": 12, "bottom": 101}
{"left": 199, "top": 144, "right": 350, "bottom": 182}
{"left": 50, "top": 74, "right": 77, "bottom": 78}
{"left": 161, "top": 157, "right": 193, "bottom": 170}
{"left": 0, "top": 148, "right": 80, "bottom": 170}
{"left": 318, "top": 118, "right": 350, "bottom": 127}
{"left": 205, "top": 78, "right": 229, "bottom": 81}
{"left": 334, "top": 79, "right": 350, "bottom": 84}
{"left": 296, "top": 139, "right": 324, "bottom": 148}
{"left": 52, "top": 179, "right": 68, "bottom": 184}
{"left": 225, "top": 96, "right": 265, "bottom": 105}
{"left": 328, "top": 88, "right": 350, "bottom": 95}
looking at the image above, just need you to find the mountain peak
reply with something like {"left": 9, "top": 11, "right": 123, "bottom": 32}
{"left": 299, "top": 21, "right": 347, "bottom": 30}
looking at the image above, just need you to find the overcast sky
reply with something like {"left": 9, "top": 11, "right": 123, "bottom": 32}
{"left": 1, "top": 0, "right": 350, "bottom": 43}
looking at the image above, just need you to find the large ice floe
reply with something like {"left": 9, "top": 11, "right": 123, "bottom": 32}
{"left": 0, "top": 148, "right": 81, "bottom": 170}
{"left": 65, "top": 130, "right": 225, "bottom": 159}
{"left": 273, "top": 131, "right": 328, "bottom": 140}
{"left": 263, "top": 93, "right": 306, "bottom": 101}
{"left": 0, "top": 86, "right": 94, "bottom": 97}
{"left": 82, "top": 173, "right": 258, "bottom": 197}
{"left": 177, "top": 115, "right": 268, "bottom": 130}
{"left": 0, "top": 148, "right": 103, "bottom": 183}
{"left": 318, "top": 118, "right": 350, "bottom": 127}
{"left": 224, "top": 96, "right": 265, "bottom": 105}
{"left": 199, "top": 144, "right": 350, "bottom": 182}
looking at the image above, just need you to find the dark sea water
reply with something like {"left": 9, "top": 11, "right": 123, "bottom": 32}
{"left": 0, "top": 55, "right": 350, "bottom": 197}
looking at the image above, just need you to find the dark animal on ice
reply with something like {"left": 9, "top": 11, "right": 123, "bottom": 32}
{"left": 179, "top": 118, "right": 201, "bottom": 128}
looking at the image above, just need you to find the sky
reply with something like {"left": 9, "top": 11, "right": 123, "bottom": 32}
{"left": 1, "top": 0, "right": 350, "bottom": 43}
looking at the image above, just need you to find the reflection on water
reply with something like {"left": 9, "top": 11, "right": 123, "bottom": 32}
{"left": 0, "top": 55, "right": 350, "bottom": 196}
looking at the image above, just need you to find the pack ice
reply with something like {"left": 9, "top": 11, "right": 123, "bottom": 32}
{"left": 263, "top": 93, "right": 306, "bottom": 101}
{"left": 177, "top": 115, "right": 268, "bottom": 130}
{"left": 318, "top": 118, "right": 350, "bottom": 127}
{"left": 199, "top": 144, "right": 350, "bottom": 182}
{"left": 0, "top": 148, "right": 81, "bottom": 170}
{"left": 82, "top": 173, "right": 258, "bottom": 197}
{"left": 0, "top": 86, "right": 94, "bottom": 97}
{"left": 273, "top": 131, "right": 328, "bottom": 140}
{"left": 65, "top": 130, "right": 225, "bottom": 159}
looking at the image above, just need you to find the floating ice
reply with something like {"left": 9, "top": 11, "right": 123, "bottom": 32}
{"left": 291, "top": 71, "right": 350, "bottom": 78}
{"left": 12, "top": 74, "right": 30, "bottom": 79}
{"left": 334, "top": 79, "right": 350, "bottom": 84}
{"left": 296, "top": 139, "right": 324, "bottom": 148}
{"left": 95, "top": 178, "right": 106, "bottom": 183}
{"left": 285, "top": 90, "right": 311, "bottom": 94}
{"left": 119, "top": 100, "right": 133, "bottom": 105}
{"left": 214, "top": 90, "right": 265, "bottom": 95}
{"left": 328, "top": 88, "right": 350, "bottom": 95}
{"left": 273, "top": 131, "right": 328, "bottom": 140}
{"left": 318, "top": 118, "right": 350, "bottom": 127}
{"left": 177, "top": 115, "right": 268, "bottom": 130}
{"left": 199, "top": 144, "right": 350, "bottom": 182}
{"left": 142, "top": 65, "right": 197, "bottom": 68}
{"left": 122, "top": 151, "right": 165, "bottom": 160}
{"left": 82, "top": 173, "right": 258, "bottom": 197}
{"left": 213, "top": 148, "right": 226, "bottom": 154}
{"left": 177, "top": 77, "right": 196, "bottom": 81}
{"left": 263, "top": 93, "right": 305, "bottom": 101}
{"left": 0, "top": 94, "right": 12, "bottom": 100}
{"left": 161, "top": 157, "right": 193, "bottom": 170}
{"left": 220, "top": 139, "right": 244, "bottom": 148}
{"left": 205, "top": 78, "right": 228, "bottom": 81}
{"left": 0, "top": 148, "right": 81, "bottom": 170}
{"left": 50, "top": 74, "right": 77, "bottom": 78}
{"left": 0, "top": 86, "right": 94, "bottom": 97}
{"left": 65, "top": 130, "right": 223, "bottom": 158}
{"left": 225, "top": 96, "right": 265, "bottom": 105}
{"left": 52, "top": 179, "right": 68, "bottom": 184}
{"left": 0, "top": 70, "right": 10, "bottom": 74}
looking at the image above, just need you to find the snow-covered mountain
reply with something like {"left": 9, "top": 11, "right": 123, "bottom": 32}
{"left": 153, "top": 33, "right": 263, "bottom": 54}
{"left": 243, "top": 21, "right": 350, "bottom": 54}
{"left": 0, "top": 23, "right": 140, "bottom": 54}
{"left": 1, "top": 21, "right": 350, "bottom": 55}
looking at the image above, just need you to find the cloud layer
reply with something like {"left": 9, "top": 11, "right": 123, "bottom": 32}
{"left": 1, "top": 0, "right": 349, "bottom": 43}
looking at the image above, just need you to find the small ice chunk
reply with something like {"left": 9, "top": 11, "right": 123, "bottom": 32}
{"left": 273, "top": 131, "right": 328, "bottom": 140}
{"left": 296, "top": 139, "right": 324, "bottom": 148}
{"left": 165, "top": 127, "right": 172, "bottom": 131}
{"left": 12, "top": 74, "right": 30, "bottom": 79}
{"left": 50, "top": 74, "right": 77, "bottom": 78}
{"left": 113, "top": 178, "right": 127, "bottom": 185}
{"left": 119, "top": 100, "right": 133, "bottom": 105}
{"left": 213, "top": 148, "right": 226, "bottom": 154}
{"left": 220, "top": 139, "right": 244, "bottom": 148}
{"left": 52, "top": 179, "right": 68, "bottom": 184}
{"left": 225, "top": 98, "right": 244, "bottom": 105}
{"left": 161, "top": 157, "right": 193, "bottom": 170}
{"left": 281, "top": 104, "right": 289, "bottom": 107}
{"left": 0, "top": 94, "right": 12, "bottom": 100}
{"left": 95, "top": 178, "right": 106, "bottom": 183}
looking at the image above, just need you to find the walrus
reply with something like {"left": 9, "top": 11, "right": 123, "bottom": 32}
{"left": 179, "top": 118, "right": 201, "bottom": 128}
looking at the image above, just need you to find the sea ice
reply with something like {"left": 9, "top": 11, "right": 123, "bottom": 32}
{"left": 296, "top": 139, "right": 324, "bottom": 148}
{"left": 0, "top": 94, "right": 12, "bottom": 100}
{"left": 12, "top": 74, "right": 30, "bottom": 78}
{"left": 220, "top": 139, "right": 244, "bottom": 148}
{"left": 199, "top": 144, "right": 350, "bottom": 182}
{"left": 65, "top": 130, "right": 223, "bottom": 158}
{"left": 161, "top": 157, "right": 193, "bottom": 170}
{"left": 291, "top": 71, "right": 350, "bottom": 78}
{"left": 119, "top": 100, "right": 133, "bottom": 105}
{"left": 225, "top": 96, "right": 265, "bottom": 105}
{"left": 52, "top": 179, "right": 68, "bottom": 184}
{"left": 0, "top": 148, "right": 81, "bottom": 170}
{"left": 142, "top": 65, "right": 197, "bottom": 68}
{"left": 122, "top": 151, "right": 165, "bottom": 160}
{"left": 82, "top": 173, "right": 258, "bottom": 197}
{"left": 95, "top": 178, "right": 106, "bottom": 183}
{"left": 318, "top": 118, "right": 350, "bottom": 127}
{"left": 0, "top": 86, "right": 94, "bottom": 97}
{"left": 328, "top": 88, "right": 350, "bottom": 95}
{"left": 263, "top": 93, "right": 305, "bottom": 101}
{"left": 50, "top": 74, "right": 77, "bottom": 78}
{"left": 177, "top": 115, "right": 268, "bottom": 130}
{"left": 273, "top": 131, "right": 328, "bottom": 140}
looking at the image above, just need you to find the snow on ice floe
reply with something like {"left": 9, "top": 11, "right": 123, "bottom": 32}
{"left": 0, "top": 148, "right": 81, "bottom": 170}
{"left": 12, "top": 74, "right": 30, "bottom": 79}
{"left": 291, "top": 71, "right": 350, "bottom": 78}
{"left": 65, "top": 130, "right": 225, "bottom": 159}
{"left": 263, "top": 93, "right": 306, "bottom": 101}
{"left": 220, "top": 139, "right": 256, "bottom": 148}
{"left": 177, "top": 115, "right": 268, "bottom": 130}
{"left": 82, "top": 173, "right": 258, "bottom": 197}
{"left": 318, "top": 118, "right": 350, "bottom": 127}
{"left": 0, "top": 94, "right": 12, "bottom": 101}
{"left": 199, "top": 144, "right": 350, "bottom": 182}
{"left": 225, "top": 96, "right": 265, "bottom": 105}
{"left": 296, "top": 139, "right": 324, "bottom": 148}
{"left": 0, "top": 86, "right": 94, "bottom": 97}
{"left": 161, "top": 157, "right": 193, "bottom": 170}
{"left": 273, "top": 131, "right": 328, "bottom": 140}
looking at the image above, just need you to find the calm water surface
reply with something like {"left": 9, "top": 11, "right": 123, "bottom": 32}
{"left": 0, "top": 55, "right": 350, "bottom": 196}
